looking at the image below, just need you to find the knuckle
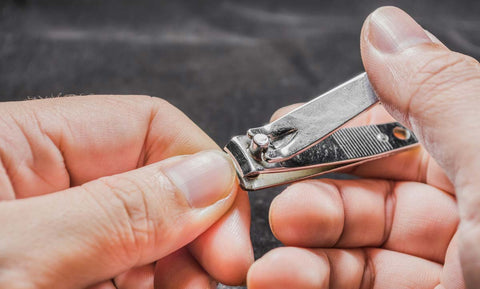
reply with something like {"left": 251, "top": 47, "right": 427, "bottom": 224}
{"left": 407, "top": 51, "right": 480, "bottom": 116}
{"left": 102, "top": 175, "right": 155, "bottom": 246}
{"left": 83, "top": 174, "right": 161, "bottom": 260}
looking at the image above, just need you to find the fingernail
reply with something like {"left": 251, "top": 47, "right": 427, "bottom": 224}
{"left": 366, "top": 7, "right": 432, "bottom": 53}
{"left": 164, "top": 150, "right": 235, "bottom": 207}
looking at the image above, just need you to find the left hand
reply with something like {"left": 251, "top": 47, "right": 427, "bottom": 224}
{"left": 0, "top": 95, "right": 253, "bottom": 288}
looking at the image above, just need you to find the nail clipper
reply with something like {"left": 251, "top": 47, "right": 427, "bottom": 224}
{"left": 224, "top": 73, "right": 419, "bottom": 191}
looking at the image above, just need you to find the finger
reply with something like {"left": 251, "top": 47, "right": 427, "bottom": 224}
{"left": 154, "top": 248, "right": 216, "bottom": 289}
{"left": 269, "top": 103, "right": 303, "bottom": 122}
{"left": 0, "top": 150, "right": 237, "bottom": 288}
{"left": 189, "top": 188, "right": 253, "bottom": 285}
{"left": 440, "top": 232, "right": 466, "bottom": 289}
{"left": 350, "top": 146, "right": 454, "bottom": 194}
{"left": 110, "top": 174, "right": 253, "bottom": 287}
{"left": 361, "top": 7, "right": 480, "bottom": 212}
{"left": 0, "top": 95, "right": 217, "bottom": 199}
{"left": 247, "top": 247, "right": 442, "bottom": 289}
{"left": 113, "top": 264, "right": 154, "bottom": 289}
{"left": 269, "top": 178, "right": 458, "bottom": 263}
{"left": 248, "top": 247, "right": 329, "bottom": 289}
{"left": 361, "top": 7, "right": 480, "bottom": 285}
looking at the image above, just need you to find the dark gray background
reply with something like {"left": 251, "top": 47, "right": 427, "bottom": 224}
{"left": 1, "top": 1, "right": 479, "bottom": 288}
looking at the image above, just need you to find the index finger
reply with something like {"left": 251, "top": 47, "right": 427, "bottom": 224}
{"left": 1, "top": 95, "right": 217, "bottom": 196}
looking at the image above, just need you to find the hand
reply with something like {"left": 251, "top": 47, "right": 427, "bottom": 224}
{"left": 247, "top": 6, "right": 480, "bottom": 289}
{"left": 0, "top": 95, "right": 253, "bottom": 288}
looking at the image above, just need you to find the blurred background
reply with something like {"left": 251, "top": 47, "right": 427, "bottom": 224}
{"left": 1, "top": 0, "right": 479, "bottom": 288}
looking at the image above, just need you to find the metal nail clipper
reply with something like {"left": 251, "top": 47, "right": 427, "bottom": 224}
{"left": 224, "top": 73, "right": 419, "bottom": 191}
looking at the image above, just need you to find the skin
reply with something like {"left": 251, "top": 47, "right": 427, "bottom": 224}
{"left": 248, "top": 6, "right": 480, "bottom": 289}
{"left": 0, "top": 95, "right": 253, "bottom": 288}
{"left": 2, "top": 6, "right": 480, "bottom": 289}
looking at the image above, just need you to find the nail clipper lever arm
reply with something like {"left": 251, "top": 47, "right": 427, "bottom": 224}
{"left": 247, "top": 73, "right": 378, "bottom": 162}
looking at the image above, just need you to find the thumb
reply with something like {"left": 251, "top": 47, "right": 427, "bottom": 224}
{"left": 361, "top": 6, "right": 480, "bottom": 183}
{"left": 361, "top": 7, "right": 480, "bottom": 202}
{"left": 361, "top": 6, "right": 480, "bottom": 287}
{"left": 0, "top": 150, "right": 237, "bottom": 289}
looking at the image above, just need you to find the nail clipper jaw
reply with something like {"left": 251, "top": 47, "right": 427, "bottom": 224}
{"left": 224, "top": 136, "right": 263, "bottom": 178}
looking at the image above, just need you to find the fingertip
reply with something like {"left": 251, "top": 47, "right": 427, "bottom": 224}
{"left": 360, "top": 7, "right": 402, "bottom": 59}
{"left": 189, "top": 190, "right": 253, "bottom": 285}
{"left": 361, "top": 6, "right": 480, "bottom": 189}
{"left": 247, "top": 247, "right": 329, "bottom": 289}
{"left": 269, "top": 181, "right": 344, "bottom": 247}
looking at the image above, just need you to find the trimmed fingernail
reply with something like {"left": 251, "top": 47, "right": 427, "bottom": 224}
{"left": 164, "top": 150, "right": 235, "bottom": 208}
{"left": 366, "top": 6, "right": 432, "bottom": 53}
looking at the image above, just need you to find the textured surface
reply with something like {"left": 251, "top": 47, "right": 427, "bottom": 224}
{"left": 1, "top": 1, "right": 480, "bottom": 288}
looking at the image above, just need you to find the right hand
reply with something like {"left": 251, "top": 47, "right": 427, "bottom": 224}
{"left": 247, "top": 6, "right": 480, "bottom": 289}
